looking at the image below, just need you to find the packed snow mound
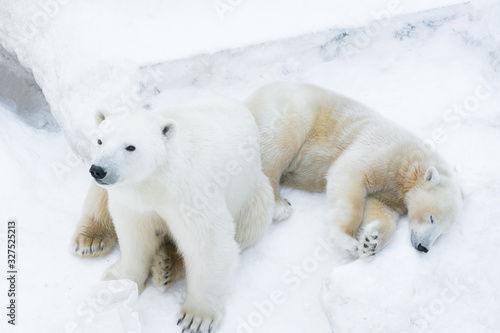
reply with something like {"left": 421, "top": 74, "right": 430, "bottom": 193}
{"left": 0, "top": 0, "right": 467, "bottom": 160}
{"left": 63, "top": 279, "right": 141, "bottom": 333}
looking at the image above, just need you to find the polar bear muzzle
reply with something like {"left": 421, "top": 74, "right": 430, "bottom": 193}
{"left": 89, "top": 164, "right": 112, "bottom": 185}
{"left": 411, "top": 230, "right": 432, "bottom": 253}
{"left": 416, "top": 244, "right": 429, "bottom": 253}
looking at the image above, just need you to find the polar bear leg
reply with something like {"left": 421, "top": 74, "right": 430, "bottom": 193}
{"left": 151, "top": 236, "right": 185, "bottom": 290}
{"left": 151, "top": 172, "right": 273, "bottom": 290}
{"left": 265, "top": 165, "right": 293, "bottom": 221}
{"left": 357, "top": 197, "right": 399, "bottom": 260}
{"left": 72, "top": 182, "right": 117, "bottom": 257}
{"left": 234, "top": 172, "right": 274, "bottom": 249}
{"left": 326, "top": 154, "right": 367, "bottom": 259}
{"left": 103, "top": 203, "right": 163, "bottom": 293}
{"left": 260, "top": 147, "right": 296, "bottom": 221}
{"left": 168, "top": 209, "right": 239, "bottom": 333}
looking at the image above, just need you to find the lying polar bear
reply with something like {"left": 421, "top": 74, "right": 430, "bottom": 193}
{"left": 80, "top": 96, "right": 273, "bottom": 333}
{"left": 246, "top": 82, "right": 464, "bottom": 259}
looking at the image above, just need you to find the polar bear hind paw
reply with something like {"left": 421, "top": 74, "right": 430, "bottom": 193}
{"left": 273, "top": 198, "right": 293, "bottom": 221}
{"left": 151, "top": 240, "right": 185, "bottom": 290}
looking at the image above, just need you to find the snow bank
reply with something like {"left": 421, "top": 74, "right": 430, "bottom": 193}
{"left": 0, "top": 0, "right": 467, "bottom": 160}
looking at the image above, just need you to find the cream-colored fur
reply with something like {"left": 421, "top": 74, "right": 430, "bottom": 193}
{"left": 245, "top": 82, "right": 464, "bottom": 258}
{"left": 72, "top": 182, "right": 116, "bottom": 256}
{"left": 72, "top": 181, "right": 187, "bottom": 287}
{"left": 151, "top": 238, "right": 185, "bottom": 288}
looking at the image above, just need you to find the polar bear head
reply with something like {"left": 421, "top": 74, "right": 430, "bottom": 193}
{"left": 405, "top": 166, "right": 464, "bottom": 253}
{"left": 89, "top": 110, "right": 176, "bottom": 187}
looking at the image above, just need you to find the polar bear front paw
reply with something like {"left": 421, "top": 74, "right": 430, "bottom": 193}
{"left": 357, "top": 221, "right": 381, "bottom": 261}
{"left": 273, "top": 198, "right": 293, "bottom": 221}
{"left": 151, "top": 240, "right": 185, "bottom": 290}
{"left": 330, "top": 231, "right": 359, "bottom": 259}
{"left": 342, "top": 237, "right": 359, "bottom": 259}
{"left": 177, "top": 309, "right": 218, "bottom": 333}
{"left": 72, "top": 221, "right": 117, "bottom": 257}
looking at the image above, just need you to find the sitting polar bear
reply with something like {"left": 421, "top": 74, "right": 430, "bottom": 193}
{"left": 246, "top": 82, "right": 464, "bottom": 259}
{"left": 82, "top": 96, "right": 273, "bottom": 332}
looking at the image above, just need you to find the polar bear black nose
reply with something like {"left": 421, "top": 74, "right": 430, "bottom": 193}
{"left": 89, "top": 165, "right": 107, "bottom": 180}
{"left": 417, "top": 244, "right": 429, "bottom": 253}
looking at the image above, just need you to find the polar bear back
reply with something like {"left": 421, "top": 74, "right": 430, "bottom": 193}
{"left": 245, "top": 82, "right": 425, "bottom": 193}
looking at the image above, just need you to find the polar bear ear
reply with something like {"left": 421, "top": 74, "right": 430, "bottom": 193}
{"left": 162, "top": 120, "right": 177, "bottom": 139}
{"left": 424, "top": 166, "right": 440, "bottom": 187}
{"left": 95, "top": 110, "right": 109, "bottom": 125}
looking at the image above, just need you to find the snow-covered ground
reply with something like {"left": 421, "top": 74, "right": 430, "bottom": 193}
{"left": 1, "top": 1, "right": 500, "bottom": 333}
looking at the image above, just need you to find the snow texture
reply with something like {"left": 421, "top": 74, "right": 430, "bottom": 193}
{"left": 1, "top": 0, "right": 500, "bottom": 333}
{"left": 63, "top": 280, "right": 141, "bottom": 333}
{"left": 0, "top": 44, "right": 57, "bottom": 132}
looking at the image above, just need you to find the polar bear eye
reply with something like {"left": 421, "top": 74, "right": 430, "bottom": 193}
{"left": 430, "top": 215, "right": 435, "bottom": 224}
{"left": 126, "top": 145, "right": 136, "bottom": 152}
{"left": 97, "top": 139, "right": 102, "bottom": 145}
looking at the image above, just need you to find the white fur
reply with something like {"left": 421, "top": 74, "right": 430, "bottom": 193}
{"left": 92, "top": 96, "right": 273, "bottom": 332}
